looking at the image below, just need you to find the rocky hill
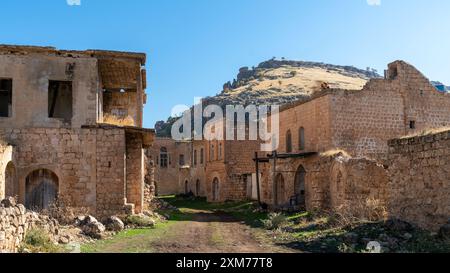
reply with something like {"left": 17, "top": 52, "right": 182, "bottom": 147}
{"left": 205, "top": 59, "right": 381, "bottom": 107}
{"left": 155, "top": 59, "right": 381, "bottom": 137}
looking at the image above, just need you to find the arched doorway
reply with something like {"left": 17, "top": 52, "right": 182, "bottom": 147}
{"left": 212, "top": 178, "right": 219, "bottom": 201}
{"left": 185, "top": 180, "right": 189, "bottom": 194}
{"left": 330, "top": 163, "right": 347, "bottom": 209}
{"left": 196, "top": 179, "right": 201, "bottom": 196}
{"left": 274, "top": 173, "right": 285, "bottom": 206}
{"left": 25, "top": 169, "right": 59, "bottom": 211}
{"left": 5, "top": 162, "right": 18, "bottom": 198}
{"left": 294, "top": 165, "right": 306, "bottom": 207}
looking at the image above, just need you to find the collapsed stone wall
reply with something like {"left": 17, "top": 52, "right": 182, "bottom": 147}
{"left": 387, "top": 131, "right": 450, "bottom": 231}
{"left": 0, "top": 198, "right": 58, "bottom": 253}
{"left": 329, "top": 155, "right": 388, "bottom": 209}
{"left": 260, "top": 154, "right": 388, "bottom": 212}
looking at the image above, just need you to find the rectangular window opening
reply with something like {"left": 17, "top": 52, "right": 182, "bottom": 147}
{"left": 0, "top": 79, "right": 12, "bottom": 118}
{"left": 409, "top": 120, "right": 416, "bottom": 130}
{"left": 48, "top": 81, "right": 73, "bottom": 122}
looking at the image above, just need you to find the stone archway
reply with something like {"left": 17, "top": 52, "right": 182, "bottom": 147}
{"left": 5, "top": 162, "right": 18, "bottom": 198}
{"left": 212, "top": 178, "right": 219, "bottom": 201}
{"left": 294, "top": 165, "right": 306, "bottom": 207}
{"left": 330, "top": 163, "right": 347, "bottom": 209}
{"left": 274, "top": 173, "right": 285, "bottom": 206}
{"left": 196, "top": 179, "right": 201, "bottom": 196}
{"left": 185, "top": 180, "right": 189, "bottom": 194}
{"left": 25, "top": 169, "right": 59, "bottom": 211}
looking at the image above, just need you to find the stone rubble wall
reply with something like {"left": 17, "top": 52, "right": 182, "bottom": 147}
{"left": 0, "top": 199, "right": 58, "bottom": 253}
{"left": 387, "top": 131, "right": 450, "bottom": 231}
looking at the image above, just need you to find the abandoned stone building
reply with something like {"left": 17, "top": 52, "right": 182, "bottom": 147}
{"left": 0, "top": 45, "right": 154, "bottom": 219}
{"left": 149, "top": 122, "right": 261, "bottom": 202}
{"left": 253, "top": 60, "right": 450, "bottom": 231}
{"left": 151, "top": 60, "right": 450, "bottom": 231}
{"left": 146, "top": 138, "right": 192, "bottom": 196}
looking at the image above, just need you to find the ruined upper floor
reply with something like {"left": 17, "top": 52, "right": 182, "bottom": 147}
{"left": 0, "top": 45, "right": 147, "bottom": 129}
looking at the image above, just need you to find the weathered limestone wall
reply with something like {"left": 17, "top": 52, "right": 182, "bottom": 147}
{"left": 0, "top": 54, "right": 99, "bottom": 129}
{"left": 103, "top": 91, "right": 138, "bottom": 126}
{"left": 125, "top": 132, "right": 144, "bottom": 213}
{"left": 387, "top": 131, "right": 450, "bottom": 231}
{"left": 0, "top": 127, "right": 134, "bottom": 219}
{"left": 330, "top": 61, "right": 450, "bottom": 159}
{"left": 328, "top": 156, "right": 388, "bottom": 209}
{"left": 275, "top": 95, "right": 333, "bottom": 154}
{"left": 0, "top": 142, "right": 13, "bottom": 199}
{"left": 261, "top": 154, "right": 388, "bottom": 211}
{"left": 146, "top": 138, "right": 192, "bottom": 196}
{"left": 190, "top": 140, "right": 206, "bottom": 197}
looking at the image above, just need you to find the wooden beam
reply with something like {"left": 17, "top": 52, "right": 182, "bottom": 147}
{"left": 254, "top": 152, "right": 262, "bottom": 206}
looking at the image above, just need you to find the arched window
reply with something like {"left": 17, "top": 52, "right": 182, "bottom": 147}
{"left": 193, "top": 150, "right": 197, "bottom": 166}
{"left": 160, "top": 147, "right": 168, "bottom": 168}
{"left": 200, "top": 148, "right": 204, "bottom": 164}
{"left": 25, "top": 169, "right": 59, "bottom": 211}
{"left": 299, "top": 127, "right": 305, "bottom": 151}
{"left": 210, "top": 144, "right": 215, "bottom": 161}
{"left": 286, "top": 130, "right": 293, "bottom": 153}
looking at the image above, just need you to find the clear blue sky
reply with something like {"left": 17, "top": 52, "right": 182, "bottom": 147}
{"left": 1, "top": 0, "right": 449, "bottom": 128}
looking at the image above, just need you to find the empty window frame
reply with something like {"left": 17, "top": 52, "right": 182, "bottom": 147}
{"left": 0, "top": 79, "right": 12, "bottom": 117}
{"left": 286, "top": 130, "right": 293, "bottom": 153}
{"left": 160, "top": 147, "right": 168, "bottom": 168}
{"left": 179, "top": 154, "right": 185, "bottom": 166}
{"left": 48, "top": 81, "right": 73, "bottom": 122}
{"left": 299, "top": 127, "right": 306, "bottom": 151}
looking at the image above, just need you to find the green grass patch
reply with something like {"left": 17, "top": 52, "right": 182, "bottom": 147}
{"left": 81, "top": 220, "right": 173, "bottom": 253}
{"left": 160, "top": 196, "right": 267, "bottom": 227}
{"left": 19, "top": 228, "right": 63, "bottom": 253}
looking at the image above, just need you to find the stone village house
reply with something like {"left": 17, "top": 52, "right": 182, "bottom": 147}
{"left": 150, "top": 61, "right": 450, "bottom": 231}
{"left": 0, "top": 45, "right": 154, "bottom": 220}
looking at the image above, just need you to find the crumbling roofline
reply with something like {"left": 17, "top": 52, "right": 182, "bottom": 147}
{"left": 0, "top": 44, "right": 146, "bottom": 64}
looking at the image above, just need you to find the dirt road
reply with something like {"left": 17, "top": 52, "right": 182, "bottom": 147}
{"left": 83, "top": 209, "right": 295, "bottom": 253}
{"left": 151, "top": 211, "right": 292, "bottom": 253}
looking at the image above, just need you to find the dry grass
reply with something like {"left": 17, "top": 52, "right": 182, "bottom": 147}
{"left": 320, "top": 149, "right": 350, "bottom": 158}
{"left": 223, "top": 66, "right": 367, "bottom": 100}
{"left": 331, "top": 198, "right": 388, "bottom": 227}
{"left": 103, "top": 114, "right": 135, "bottom": 127}
{"left": 400, "top": 126, "right": 450, "bottom": 139}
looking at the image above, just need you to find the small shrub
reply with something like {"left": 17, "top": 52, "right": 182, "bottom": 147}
{"left": 125, "top": 215, "right": 156, "bottom": 228}
{"left": 20, "top": 228, "right": 59, "bottom": 253}
{"left": 332, "top": 198, "right": 388, "bottom": 227}
{"left": 261, "top": 213, "right": 287, "bottom": 230}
